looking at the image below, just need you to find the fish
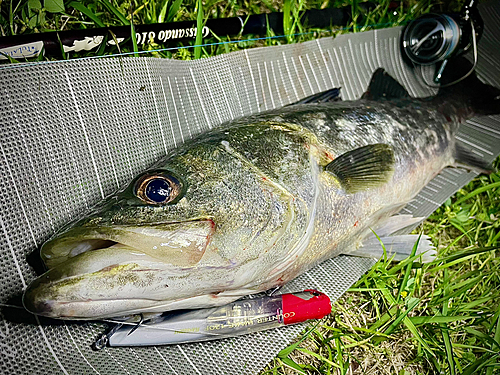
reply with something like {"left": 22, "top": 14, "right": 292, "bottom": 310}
{"left": 23, "top": 58, "right": 500, "bottom": 320}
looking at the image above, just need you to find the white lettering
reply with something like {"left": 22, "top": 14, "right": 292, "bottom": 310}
{"left": 150, "top": 27, "right": 213, "bottom": 42}
{"left": 148, "top": 31, "right": 155, "bottom": 43}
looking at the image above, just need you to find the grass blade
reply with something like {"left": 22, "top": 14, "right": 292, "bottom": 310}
{"left": 95, "top": 33, "right": 108, "bottom": 56}
{"left": 9, "top": 0, "right": 24, "bottom": 34}
{"left": 166, "top": 0, "right": 183, "bottom": 23}
{"left": 56, "top": 31, "right": 67, "bottom": 59}
{"left": 158, "top": 0, "right": 169, "bottom": 23}
{"left": 69, "top": 1, "right": 105, "bottom": 27}
{"left": 385, "top": 297, "right": 419, "bottom": 335}
{"left": 409, "top": 315, "right": 479, "bottom": 325}
{"left": 492, "top": 310, "right": 500, "bottom": 350}
{"left": 0, "top": 51, "right": 19, "bottom": 63}
{"left": 194, "top": 0, "right": 203, "bottom": 59}
{"left": 460, "top": 296, "right": 497, "bottom": 312}
{"left": 130, "top": 17, "right": 138, "bottom": 57}
{"left": 334, "top": 337, "right": 345, "bottom": 374}
{"left": 368, "top": 304, "right": 398, "bottom": 332}
{"left": 433, "top": 275, "right": 483, "bottom": 305}
{"left": 99, "top": 0, "right": 130, "bottom": 25}
{"left": 278, "top": 321, "right": 321, "bottom": 358}
{"left": 440, "top": 269, "right": 456, "bottom": 375}
{"left": 432, "top": 246, "right": 498, "bottom": 266}
{"left": 454, "top": 181, "right": 500, "bottom": 206}
{"left": 488, "top": 229, "right": 500, "bottom": 246}
{"left": 397, "top": 234, "right": 420, "bottom": 302}
{"left": 283, "top": 0, "right": 291, "bottom": 43}
{"left": 402, "top": 316, "right": 435, "bottom": 356}
{"left": 464, "top": 326, "right": 500, "bottom": 348}
{"left": 374, "top": 280, "right": 435, "bottom": 355}
{"left": 462, "top": 353, "right": 500, "bottom": 375}
{"left": 280, "top": 357, "right": 305, "bottom": 374}
{"left": 428, "top": 249, "right": 498, "bottom": 272}
{"left": 296, "top": 347, "right": 341, "bottom": 369}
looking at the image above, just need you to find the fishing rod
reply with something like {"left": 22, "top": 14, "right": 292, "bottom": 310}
{"left": 0, "top": 3, "right": 375, "bottom": 61}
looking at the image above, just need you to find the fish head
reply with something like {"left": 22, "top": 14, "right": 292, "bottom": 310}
{"left": 23, "top": 138, "right": 303, "bottom": 319}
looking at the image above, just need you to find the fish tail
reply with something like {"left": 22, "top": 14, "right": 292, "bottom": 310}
{"left": 453, "top": 143, "right": 496, "bottom": 174}
{"left": 436, "top": 57, "right": 500, "bottom": 116}
{"left": 433, "top": 57, "right": 499, "bottom": 174}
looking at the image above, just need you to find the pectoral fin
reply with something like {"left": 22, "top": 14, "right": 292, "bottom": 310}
{"left": 325, "top": 144, "right": 395, "bottom": 193}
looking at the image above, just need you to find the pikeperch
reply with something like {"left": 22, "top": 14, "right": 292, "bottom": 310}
{"left": 23, "top": 60, "right": 499, "bottom": 320}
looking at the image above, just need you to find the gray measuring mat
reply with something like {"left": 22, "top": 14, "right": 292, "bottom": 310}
{"left": 1, "top": 1, "right": 499, "bottom": 373}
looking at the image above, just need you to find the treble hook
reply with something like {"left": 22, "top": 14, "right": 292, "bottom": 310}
{"left": 127, "top": 313, "right": 145, "bottom": 337}
{"left": 93, "top": 321, "right": 125, "bottom": 350}
{"left": 92, "top": 314, "right": 144, "bottom": 350}
{"left": 266, "top": 286, "right": 281, "bottom": 296}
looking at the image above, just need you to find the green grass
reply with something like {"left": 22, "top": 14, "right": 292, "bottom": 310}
{"left": 3, "top": 0, "right": 499, "bottom": 374}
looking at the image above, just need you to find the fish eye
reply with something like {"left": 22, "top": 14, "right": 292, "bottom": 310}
{"left": 135, "top": 174, "right": 181, "bottom": 205}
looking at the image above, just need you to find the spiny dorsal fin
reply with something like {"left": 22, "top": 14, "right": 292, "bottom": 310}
{"left": 454, "top": 144, "right": 495, "bottom": 174}
{"left": 362, "top": 69, "right": 410, "bottom": 101}
{"left": 325, "top": 144, "right": 395, "bottom": 194}
{"left": 289, "top": 87, "right": 341, "bottom": 105}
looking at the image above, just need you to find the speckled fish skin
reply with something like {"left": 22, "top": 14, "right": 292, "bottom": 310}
{"left": 22, "top": 74, "right": 482, "bottom": 320}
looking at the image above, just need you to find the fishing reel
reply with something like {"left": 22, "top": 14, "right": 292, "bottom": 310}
{"left": 401, "top": 0, "right": 483, "bottom": 85}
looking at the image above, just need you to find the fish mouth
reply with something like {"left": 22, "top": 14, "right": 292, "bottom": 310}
{"left": 23, "top": 219, "right": 216, "bottom": 319}
{"left": 40, "top": 219, "right": 216, "bottom": 269}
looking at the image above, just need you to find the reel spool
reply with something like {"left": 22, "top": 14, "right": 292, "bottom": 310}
{"left": 401, "top": 0, "right": 483, "bottom": 85}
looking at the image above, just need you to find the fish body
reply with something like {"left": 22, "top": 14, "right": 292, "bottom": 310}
{"left": 23, "top": 66, "right": 499, "bottom": 320}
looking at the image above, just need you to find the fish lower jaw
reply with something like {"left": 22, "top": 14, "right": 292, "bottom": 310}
{"left": 24, "top": 297, "right": 174, "bottom": 321}
{"left": 24, "top": 290, "right": 254, "bottom": 320}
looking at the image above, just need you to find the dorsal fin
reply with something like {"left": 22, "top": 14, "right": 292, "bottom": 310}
{"left": 362, "top": 69, "right": 410, "bottom": 101}
{"left": 289, "top": 87, "right": 341, "bottom": 105}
